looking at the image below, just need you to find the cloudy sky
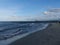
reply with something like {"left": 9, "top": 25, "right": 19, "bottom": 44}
{"left": 0, "top": 0, "right": 60, "bottom": 21}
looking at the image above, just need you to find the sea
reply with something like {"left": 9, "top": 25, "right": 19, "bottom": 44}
{"left": 0, "top": 22, "right": 49, "bottom": 45}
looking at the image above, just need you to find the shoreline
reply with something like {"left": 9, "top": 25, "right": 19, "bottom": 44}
{"left": 10, "top": 23, "right": 60, "bottom": 45}
{"left": 0, "top": 23, "right": 49, "bottom": 45}
{"left": 9, "top": 24, "right": 52, "bottom": 45}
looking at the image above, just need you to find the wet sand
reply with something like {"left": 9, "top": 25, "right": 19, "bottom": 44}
{"left": 10, "top": 23, "right": 60, "bottom": 45}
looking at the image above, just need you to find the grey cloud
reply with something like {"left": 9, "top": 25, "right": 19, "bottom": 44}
{"left": 42, "top": 8, "right": 60, "bottom": 21}
{"left": 48, "top": 8, "right": 60, "bottom": 13}
{"left": 44, "top": 8, "right": 60, "bottom": 15}
{"left": 0, "top": 8, "right": 60, "bottom": 21}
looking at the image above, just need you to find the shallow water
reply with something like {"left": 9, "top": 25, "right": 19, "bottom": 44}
{"left": 0, "top": 22, "right": 49, "bottom": 40}
{"left": 0, "top": 22, "right": 49, "bottom": 45}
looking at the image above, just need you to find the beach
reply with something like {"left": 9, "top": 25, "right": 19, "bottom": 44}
{"left": 9, "top": 23, "right": 60, "bottom": 45}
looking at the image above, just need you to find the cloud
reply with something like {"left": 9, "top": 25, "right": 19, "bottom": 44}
{"left": 0, "top": 8, "right": 60, "bottom": 21}
{"left": 41, "top": 8, "right": 60, "bottom": 21}
{"left": 44, "top": 8, "right": 60, "bottom": 17}
{"left": 49, "top": 8, "right": 60, "bottom": 12}
{"left": 0, "top": 3, "right": 23, "bottom": 16}
{"left": 0, "top": 15, "right": 60, "bottom": 21}
{"left": 0, "top": 9, "right": 16, "bottom": 16}
{"left": 0, "top": 16, "right": 38, "bottom": 21}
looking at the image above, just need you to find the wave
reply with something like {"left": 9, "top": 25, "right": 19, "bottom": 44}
{"left": 0, "top": 22, "right": 49, "bottom": 45}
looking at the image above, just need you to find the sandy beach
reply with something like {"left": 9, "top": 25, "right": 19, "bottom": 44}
{"left": 10, "top": 23, "right": 60, "bottom": 45}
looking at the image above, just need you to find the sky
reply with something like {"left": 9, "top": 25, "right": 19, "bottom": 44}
{"left": 0, "top": 0, "right": 60, "bottom": 21}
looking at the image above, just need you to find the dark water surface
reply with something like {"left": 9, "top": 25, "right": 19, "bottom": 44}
{"left": 0, "top": 22, "right": 49, "bottom": 40}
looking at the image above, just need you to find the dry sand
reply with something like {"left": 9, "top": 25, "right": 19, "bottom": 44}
{"left": 10, "top": 23, "right": 60, "bottom": 45}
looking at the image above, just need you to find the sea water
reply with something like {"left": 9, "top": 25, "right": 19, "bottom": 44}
{"left": 0, "top": 22, "right": 49, "bottom": 45}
